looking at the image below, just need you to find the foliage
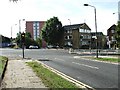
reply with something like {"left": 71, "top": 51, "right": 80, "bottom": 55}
{"left": 0, "top": 56, "right": 8, "bottom": 74}
{"left": 27, "top": 61, "right": 79, "bottom": 88}
{"left": 115, "top": 21, "right": 120, "bottom": 48}
{"left": 94, "top": 57, "right": 119, "bottom": 62}
{"left": 36, "top": 38, "right": 42, "bottom": 48}
{"left": 42, "top": 16, "right": 64, "bottom": 46}
{"left": 15, "top": 32, "right": 38, "bottom": 48}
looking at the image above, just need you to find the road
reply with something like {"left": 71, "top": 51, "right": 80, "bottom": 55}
{"left": 0, "top": 48, "right": 119, "bottom": 89}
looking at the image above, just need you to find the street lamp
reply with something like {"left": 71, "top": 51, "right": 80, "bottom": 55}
{"left": 113, "top": 12, "right": 120, "bottom": 22}
{"left": 19, "top": 19, "right": 25, "bottom": 48}
{"left": 68, "top": 19, "right": 71, "bottom": 25}
{"left": 11, "top": 24, "right": 17, "bottom": 45}
{"left": 84, "top": 4, "right": 98, "bottom": 58}
{"left": 19, "top": 19, "right": 25, "bottom": 33}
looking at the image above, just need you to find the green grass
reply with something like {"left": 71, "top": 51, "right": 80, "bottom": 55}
{"left": 27, "top": 61, "right": 80, "bottom": 89}
{"left": 94, "top": 57, "right": 119, "bottom": 63}
{"left": 0, "top": 56, "right": 8, "bottom": 74}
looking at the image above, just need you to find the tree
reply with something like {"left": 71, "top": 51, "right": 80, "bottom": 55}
{"left": 15, "top": 32, "right": 38, "bottom": 48}
{"left": 42, "top": 16, "right": 64, "bottom": 46}
{"left": 9, "top": 0, "right": 19, "bottom": 2}
{"left": 115, "top": 21, "right": 120, "bottom": 49}
{"left": 36, "top": 38, "right": 42, "bottom": 48}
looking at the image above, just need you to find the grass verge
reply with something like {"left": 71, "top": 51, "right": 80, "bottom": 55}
{"left": 0, "top": 56, "right": 8, "bottom": 74}
{"left": 93, "top": 57, "right": 119, "bottom": 63}
{"left": 27, "top": 61, "right": 80, "bottom": 89}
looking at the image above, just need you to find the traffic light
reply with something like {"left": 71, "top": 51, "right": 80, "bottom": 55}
{"left": 21, "top": 32, "right": 25, "bottom": 43}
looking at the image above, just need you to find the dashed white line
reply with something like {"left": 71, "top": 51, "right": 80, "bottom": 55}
{"left": 54, "top": 58, "right": 65, "bottom": 62}
{"left": 72, "top": 62, "right": 99, "bottom": 69}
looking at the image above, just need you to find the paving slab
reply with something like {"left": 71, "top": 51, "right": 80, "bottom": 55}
{"left": 1, "top": 60, "right": 46, "bottom": 89}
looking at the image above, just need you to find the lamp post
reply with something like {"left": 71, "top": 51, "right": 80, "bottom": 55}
{"left": 19, "top": 19, "right": 25, "bottom": 48}
{"left": 84, "top": 4, "right": 98, "bottom": 58}
{"left": 11, "top": 24, "right": 17, "bottom": 45}
{"left": 113, "top": 12, "right": 120, "bottom": 21}
{"left": 68, "top": 19, "right": 71, "bottom": 25}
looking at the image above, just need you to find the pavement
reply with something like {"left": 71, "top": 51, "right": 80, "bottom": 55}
{"left": 0, "top": 49, "right": 119, "bottom": 89}
{"left": 1, "top": 59, "right": 46, "bottom": 89}
{"left": 71, "top": 49, "right": 119, "bottom": 59}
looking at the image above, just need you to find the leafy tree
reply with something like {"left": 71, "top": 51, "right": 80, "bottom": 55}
{"left": 42, "top": 16, "right": 64, "bottom": 46}
{"left": 15, "top": 32, "right": 38, "bottom": 48}
{"left": 36, "top": 38, "right": 42, "bottom": 48}
{"left": 115, "top": 21, "right": 120, "bottom": 49}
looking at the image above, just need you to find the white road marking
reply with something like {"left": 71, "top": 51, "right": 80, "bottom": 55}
{"left": 73, "top": 56, "right": 81, "bottom": 59}
{"left": 72, "top": 62, "right": 99, "bottom": 69}
{"left": 54, "top": 58, "right": 65, "bottom": 62}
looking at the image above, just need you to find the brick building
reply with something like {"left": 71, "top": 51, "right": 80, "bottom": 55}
{"left": 91, "top": 32, "right": 106, "bottom": 49}
{"left": 63, "top": 23, "right": 91, "bottom": 49}
{"left": 26, "top": 21, "right": 45, "bottom": 40}
{"left": 107, "top": 24, "right": 117, "bottom": 49}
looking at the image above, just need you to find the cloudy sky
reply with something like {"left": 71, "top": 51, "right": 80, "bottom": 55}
{"left": 0, "top": 0, "right": 119, "bottom": 38}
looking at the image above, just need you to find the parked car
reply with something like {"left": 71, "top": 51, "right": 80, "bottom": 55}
{"left": 47, "top": 45, "right": 59, "bottom": 49}
{"left": 47, "top": 45, "right": 54, "bottom": 49}
{"left": 29, "top": 45, "right": 39, "bottom": 49}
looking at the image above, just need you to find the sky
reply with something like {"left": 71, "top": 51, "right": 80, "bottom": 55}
{"left": 0, "top": 0, "right": 119, "bottom": 38}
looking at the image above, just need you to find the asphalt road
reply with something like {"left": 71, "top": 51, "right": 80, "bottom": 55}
{"left": 0, "top": 48, "right": 119, "bottom": 89}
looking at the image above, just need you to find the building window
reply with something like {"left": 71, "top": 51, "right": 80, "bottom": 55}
{"left": 65, "top": 30, "right": 67, "bottom": 33}
{"left": 111, "top": 30, "right": 114, "bottom": 33}
{"left": 69, "top": 30, "right": 72, "bottom": 33}
{"left": 82, "top": 41, "right": 87, "bottom": 45}
{"left": 37, "top": 30, "right": 39, "bottom": 33}
{"left": 69, "top": 35, "right": 73, "bottom": 39}
{"left": 67, "top": 30, "right": 70, "bottom": 33}
{"left": 33, "top": 27, "right": 36, "bottom": 30}
{"left": 33, "top": 30, "right": 36, "bottom": 35}
{"left": 33, "top": 23, "right": 36, "bottom": 27}
{"left": 37, "top": 23, "right": 39, "bottom": 26}
{"left": 87, "top": 30, "right": 90, "bottom": 33}
{"left": 80, "top": 29, "right": 84, "bottom": 32}
{"left": 65, "top": 36, "right": 68, "bottom": 40}
{"left": 64, "top": 35, "right": 73, "bottom": 40}
{"left": 37, "top": 26, "right": 39, "bottom": 29}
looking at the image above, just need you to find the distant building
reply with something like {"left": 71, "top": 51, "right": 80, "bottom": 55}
{"left": 26, "top": 21, "right": 45, "bottom": 40}
{"left": 91, "top": 32, "right": 106, "bottom": 49}
{"left": 107, "top": 24, "right": 117, "bottom": 49}
{"left": 0, "top": 35, "right": 11, "bottom": 48}
{"left": 63, "top": 23, "right": 91, "bottom": 49}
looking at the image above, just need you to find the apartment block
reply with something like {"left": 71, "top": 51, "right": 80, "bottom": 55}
{"left": 107, "top": 24, "right": 117, "bottom": 49}
{"left": 26, "top": 21, "right": 45, "bottom": 40}
{"left": 91, "top": 32, "right": 106, "bottom": 49}
{"left": 63, "top": 23, "right": 91, "bottom": 49}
